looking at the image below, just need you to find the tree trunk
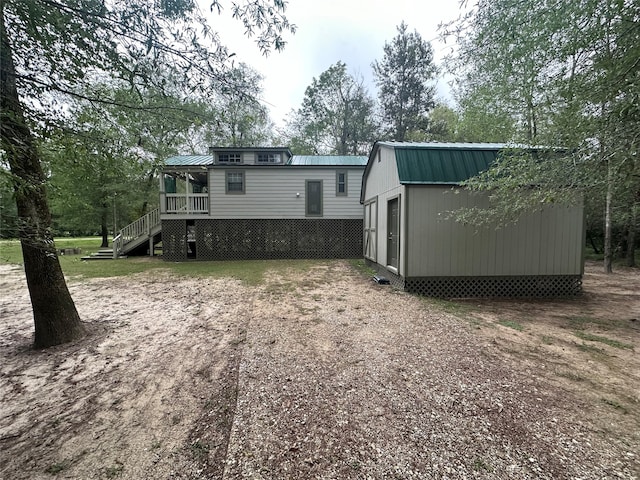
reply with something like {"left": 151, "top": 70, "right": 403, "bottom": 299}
{"left": 1, "top": 8, "right": 85, "bottom": 348}
{"left": 603, "top": 160, "right": 613, "bottom": 273}
{"left": 101, "top": 204, "right": 109, "bottom": 248}
{"left": 627, "top": 203, "right": 637, "bottom": 267}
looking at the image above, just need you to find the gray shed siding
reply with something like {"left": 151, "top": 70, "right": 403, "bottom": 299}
{"left": 208, "top": 167, "right": 364, "bottom": 219}
{"left": 405, "top": 187, "right": 584, "bottom": 278}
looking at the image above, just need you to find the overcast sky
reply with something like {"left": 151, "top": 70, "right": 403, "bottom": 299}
{"left": 201, "top": 0, "right": 465, "bottom": 128}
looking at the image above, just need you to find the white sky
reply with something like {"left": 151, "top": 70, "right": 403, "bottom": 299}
{"left": 200, "top": 0, "right": 465, "bottom": 128}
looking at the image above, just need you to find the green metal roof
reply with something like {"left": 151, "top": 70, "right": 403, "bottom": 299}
{"left": 395, "top": 147, "right": 499, "bottom": 184}
{"left": 165, "top": 155, "right": 214, "bottom": 166}
{"left": 361, "top": 142, "right": 518, "bottom": 203}
{"left": 289, "top": 155, "right": 368, "bottom": 166}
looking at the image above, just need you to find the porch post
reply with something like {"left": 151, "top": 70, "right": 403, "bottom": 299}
{"left": 186, "top": 169, "right": 192, "bottom": 214}
{"left": 159, "top": 174, "right": 166, "bottom": 214}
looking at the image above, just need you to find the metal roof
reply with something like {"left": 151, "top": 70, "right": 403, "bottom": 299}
{"left": 395, "top": 147, "right": 499, "bottom": 184}
{"left": 361, "top": 142, "right": 516, "bottom": 203}
{"left": 165, "top": 155, "right": 214, "bottom": 166}
{"left": 376, "top": 141, "right": 513, "bottom": 151}
{"left": 289, "top": 155, "right": 368, "bottom": 166}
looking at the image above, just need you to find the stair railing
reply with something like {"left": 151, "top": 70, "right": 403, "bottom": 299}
{"left": 113, "top": 208, "right": 160, "bottom": 258}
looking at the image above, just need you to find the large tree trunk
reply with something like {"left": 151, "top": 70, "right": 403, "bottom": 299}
{"left": 627, "top": 202, "right": 637, "bottom": 267}
{"left": 1, "top": 8, "right": 85, "bottom": 348}
{"left": 603, "top": 160, "right": 613, "bottom": 273}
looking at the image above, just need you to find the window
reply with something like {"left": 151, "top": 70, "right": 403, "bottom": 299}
{"left": 336, "top": 171, "right": 347, "bottom": 196}
{"left": 257, "top": 152, "right": 281, "bottom": 164}
{"left": 218, "top": 153, "right": 242, "bottom": 163}
{"left": 306, "top": 180, "right": 323, "bottom": 216}
{"left": 225, "top": 171, "right": 245, "bottom": 194}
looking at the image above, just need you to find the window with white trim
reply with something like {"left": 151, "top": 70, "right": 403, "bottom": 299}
{"left": 257, "top": 152, "right": 281, "bottom": 164}
{"left": 336, "top": 171, "right": 347, "bottom": 196}
{"left": 225, "top": 171, "right": 245, "bottom": 194}
{"left": 218, "top": 153, "right": 242, "bottom": 163}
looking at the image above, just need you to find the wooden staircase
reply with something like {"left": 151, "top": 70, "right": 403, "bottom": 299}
{"left": 81, "top": 248, "right": 127, "bottom": 261}
{"left": 82, "top": 208, "right": 161, "bottom": 260}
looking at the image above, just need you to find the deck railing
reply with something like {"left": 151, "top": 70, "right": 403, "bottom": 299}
{"left": 163, "top": 193, "right": 209, "bottom": 214}
{"left": 113, "top": 208, "right": 160, "bottom": 258}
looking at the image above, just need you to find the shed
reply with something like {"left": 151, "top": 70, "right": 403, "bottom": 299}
{"left": 360, "top": 142, "right": 584, "bottom": 297}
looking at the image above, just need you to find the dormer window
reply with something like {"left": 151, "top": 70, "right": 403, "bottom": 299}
{"left": 257, "top": 152, "right": 281, "bottom": 164}
{"left": 219, "top": 153, "right": 242, "bottom": 163}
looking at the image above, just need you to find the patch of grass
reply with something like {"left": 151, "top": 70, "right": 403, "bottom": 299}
{"left": 349, "top": 258, "right": 376, "bottom": 277}
{"left": 601, "top": 398, "right": 628, "bottom": 414}
{"left": 565, "top": 315, "right": 628, "bottom": 332}
{"left": 497, "top": 319, "right": 524, "bottom": 331}
{"left": 0, "top": 237, "right": 103, "bottom": 265}
{"left": 1, "top": 239, "right": 330, "bottom": 286}
{"left": 574, "top": 331, "right": 634, "bottom": 350}
{"left": 424, "top": 297, "right": 473, "bottom": 316}
{"left": 556, "top": 371, "right": 585, "bottom": 382}
{"left": 473, "top": 457, "right": 493, "bottom": 472}
{"left": 264, "top": 281, "right": 297, "bottom": 296}
{"left": 45, "top": 461, "right": 69, "bottom": 475}
{"left": 577, "top": 342, "right": 606, "bottom": 355}
{"left": 541, "top": 335, "right": 554, "bottom": 345}
{"left": 189, "top": 440, "right": 210, "bottom": 460}
{"left": 104, "top": 463, "right": 124, "bottom": 478}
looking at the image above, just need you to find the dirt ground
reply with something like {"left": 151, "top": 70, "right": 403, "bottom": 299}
{"left": 0, "top": 260, "right": 638, "bottom": 479}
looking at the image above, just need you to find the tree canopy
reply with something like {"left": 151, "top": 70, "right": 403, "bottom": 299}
{"left": 372, "top": 22, "right": 438, "bottom": 142}
{"left": 285, "top": 61, "right": 379, "bottom": 155}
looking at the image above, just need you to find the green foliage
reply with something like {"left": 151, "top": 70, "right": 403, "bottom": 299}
{"left": 443, "top": 0, "right": 640, "bottom": 267}
{"left": 285, "top": 61, "right": 379, "bottom": 155}
{"left": 204, "top": 63, "right": 275, "bottom": 147}
{"left": 422, "top": 104, "right": 460, "bottom": 142}
{"left": 373, "top": 22, "right": 438, "bottom": 141}
{"left": 46, "top": 78, "right": 210, "bottom": 239}
{"left": 455, "top": 148, "right": 584, "bottom": 227}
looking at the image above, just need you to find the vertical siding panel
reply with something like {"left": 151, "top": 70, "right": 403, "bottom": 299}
{"left": 432, "top": 188, "right": 447, "bottom": 275}
{"left": 536, "top": 208, "right": 549, "bottom": 274}
{"left": 549, "top": 207, "right": 564, "bottom": 275}
{"left": 451, "top": 189, "right": 468, "bottom": 275}
{"left": 528, "top": 211, "right": 542, "bottom": 274}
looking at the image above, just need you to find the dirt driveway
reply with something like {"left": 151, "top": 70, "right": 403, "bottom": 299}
{"left": 0, "top": 261, "right": 638, "bottom": 479}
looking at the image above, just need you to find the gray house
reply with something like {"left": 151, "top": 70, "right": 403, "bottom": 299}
{"left": 360, "top": 142, "right": 584, "bottom": 297}
{"left": 114, "top": 147, "right": 368, "bottom": 261}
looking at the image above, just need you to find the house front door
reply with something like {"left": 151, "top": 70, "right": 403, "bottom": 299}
{"left": 387, "top": 197, "right": 399, "bottom": 269}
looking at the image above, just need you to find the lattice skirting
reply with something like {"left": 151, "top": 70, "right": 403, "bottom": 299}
{"left": 364, "top": 259, "right": 405, "bottom": 290}
{"left": 161, "top": 219, "right": 363, "bottom": 261}
{"left": 406, "top": 275, "right": 582, "bottom": 298}
{"left": 364, "top": 260, "right": 582, "bottom": 298}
